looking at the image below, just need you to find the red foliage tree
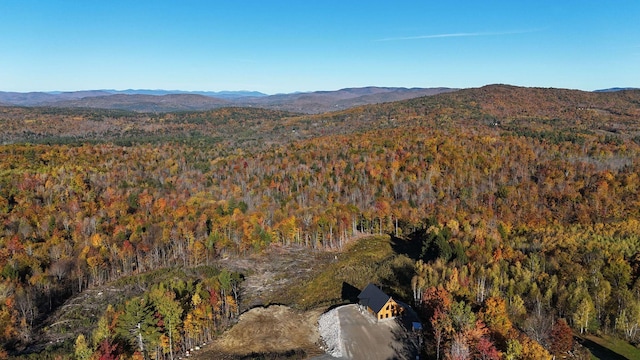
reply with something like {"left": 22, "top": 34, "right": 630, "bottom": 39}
{"left": 549, "top": 319, "right": 573, "bottom": 357}
{"left": 96, "top": 338, "right": 121, "bottom": 360}
{"left": 475, "top": 336, "right": 501, "bottom": 360}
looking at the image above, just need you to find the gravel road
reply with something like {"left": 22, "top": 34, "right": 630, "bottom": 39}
{"left": 317, "top": 304, "right": 420, "bottom": 360}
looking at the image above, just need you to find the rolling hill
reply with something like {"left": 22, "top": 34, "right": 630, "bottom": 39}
{"left": 50, "top": 93, "right": 232, "bottom": 112}
{"left": 3, "top": 84, "right": 638, "bottom": 146}
{"left": 0, "top": 86, "right": 456, "bottom": 113}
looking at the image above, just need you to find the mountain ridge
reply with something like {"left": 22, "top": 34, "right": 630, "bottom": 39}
{"left": 2, "top": 84, "right": 639, "bottom": 147}
{"left": 593, "top": 87, "right": 640, "bottom": 92}
{"left": 99, "top": 89, "right": 267, "bottom": 98}
{"left": 0, "top": 86, "right": 456, "bottom": 113}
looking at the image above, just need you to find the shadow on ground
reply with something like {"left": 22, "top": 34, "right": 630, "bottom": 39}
{"left": 390, "top": 302, "right": 422, "bottom": 360}
{"left": 390, "top": 233, "right": 423, "bottom": 261}
{"left": 341, "top": 282, "right": 361, "bottom": 303}
{"left": 578, "top": 337, "right": 629, "bottom": 360}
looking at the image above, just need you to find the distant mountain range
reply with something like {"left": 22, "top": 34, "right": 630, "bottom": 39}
{"left": 593, "top": 87, "right": 639, "bottom": 93}
{"left": 0, "top": 89, "right": 263, "bottom": 106}
{"left": 100, "top": 89, "right": 267, "bottom": 98}
{"left": 0, "top": 87, "right": 456, "bottom": 114}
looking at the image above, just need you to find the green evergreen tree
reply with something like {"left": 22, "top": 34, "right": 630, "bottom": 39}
{"left": 116, "top": 297, "right": 159, "bottom": 356}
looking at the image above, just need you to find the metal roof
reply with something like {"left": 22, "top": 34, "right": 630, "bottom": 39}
{"left": 357, "top": 283, "right": 391, "bottom": 313}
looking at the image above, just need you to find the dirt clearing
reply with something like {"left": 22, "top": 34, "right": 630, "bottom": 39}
{"left": 193, "top": 305, "right": 326, "bottom": 359}
{"left": 218, "top": 245, "right": 334, "bottom": 311}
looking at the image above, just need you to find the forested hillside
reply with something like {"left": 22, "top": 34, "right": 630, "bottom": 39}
{"left": 1, "top": 85, "right": 640, "bottom": 359}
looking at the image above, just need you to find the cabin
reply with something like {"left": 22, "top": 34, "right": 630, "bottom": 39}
{"left": 358, "top": 283, "right": 403, "bottom": 321}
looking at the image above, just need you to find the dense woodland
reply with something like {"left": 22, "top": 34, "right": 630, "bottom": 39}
{"left": 1, "top": 85, "right": 640, "bottom": 359}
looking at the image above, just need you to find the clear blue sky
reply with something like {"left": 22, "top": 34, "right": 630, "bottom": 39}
{"left": 1, "top": 1, "right": 638, "bottom": 94}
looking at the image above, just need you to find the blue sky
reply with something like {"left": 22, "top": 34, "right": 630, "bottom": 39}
{"left": 1, "top": 1, "right": 638, "bottom": 94}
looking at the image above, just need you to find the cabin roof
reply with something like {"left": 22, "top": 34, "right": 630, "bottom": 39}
{"left": 357, "top": 283, "right": 391, "bottom": 313}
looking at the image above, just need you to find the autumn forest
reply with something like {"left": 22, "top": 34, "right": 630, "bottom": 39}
{"left": 2, "top": 85, "right": 640, "bottom": 359}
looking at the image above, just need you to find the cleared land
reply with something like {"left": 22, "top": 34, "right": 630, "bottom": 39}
{"left": 191, "top": 235, "right": 419, "bottom": 359}
{"left": 194, "top": 305, "right": 325, "bottom": 359}
{"left": 194, "top": 304, "right": 420, "bottom": 360}
{"left": 217, "top": 245, "right": 335, "bottom": 311}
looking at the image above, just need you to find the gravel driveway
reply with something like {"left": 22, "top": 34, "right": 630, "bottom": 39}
{"left": 317, "top": 304, "right": 420, "bottom": 360}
